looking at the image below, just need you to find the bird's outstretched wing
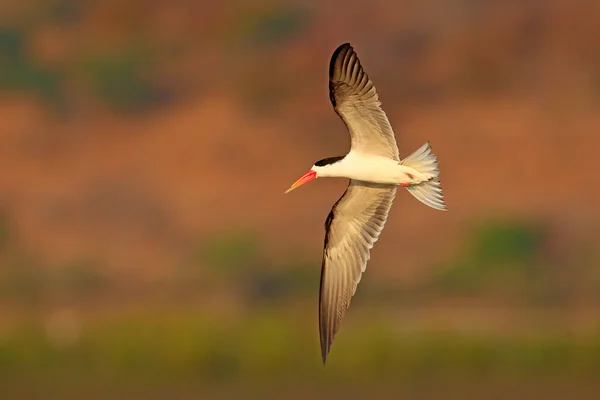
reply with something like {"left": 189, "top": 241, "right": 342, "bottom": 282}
{"left": 319, "top": 180, "right": 397, "bottom": 363}
{"left": 329, "top": 43, "right": 400, "bottom": 160}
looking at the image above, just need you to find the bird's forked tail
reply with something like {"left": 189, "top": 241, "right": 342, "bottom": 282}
{"left": 400, "top": 142, "right": 447, "bottom": 211}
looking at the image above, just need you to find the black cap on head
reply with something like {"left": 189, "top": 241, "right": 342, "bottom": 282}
{"left": 314, "top": 156, "right": 344, "bottom": 167}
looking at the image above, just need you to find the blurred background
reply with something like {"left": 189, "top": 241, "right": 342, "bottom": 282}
{"left": 1, "top": 0, "right": 599, "bottom": 398}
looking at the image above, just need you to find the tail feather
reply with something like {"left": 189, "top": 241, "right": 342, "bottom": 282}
{"left": 407, "top": 177, "right": 446, "bottom": 211}
{"left": 401, "top": 142, "right": 439, "bottom": 176}
{"left": 401, "top": 142, "right": 447, "bottom": 211}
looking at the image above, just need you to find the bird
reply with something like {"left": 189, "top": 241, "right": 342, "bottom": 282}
{"left": 284, "top": 43, "right": 447, "bottom": 364}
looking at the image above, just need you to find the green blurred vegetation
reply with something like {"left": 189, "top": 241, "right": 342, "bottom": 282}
{"left": 411, "top": 218, "right": 600, "bottom": 308}
{"left": 0, "top": 258, "right": 108, "bottom": 306}
{"left": 0, "top": 26, "right": 64, "bottom": 107}
{"left": 2, "top": 217, "right": 598, "bottom": 310}
{"left": 232, "top": 4, "right": 312, "bottom": 114}
{"left": 0, "top": 219, "right": 583, "bottom": 395}
{"left": 236, "top": 4, "right": 311, "bottom": 47}
{"left": 0, "top": 2, "right": 313, "bottom": 116}
{"left": 0, "top": 23, "right": 163, "bottom": 114}
{"left": 0, "top": 208, "right": 11, "bottom": 252}
{"left": 435, "top": 220, "right": 544, "bottom": 293}
{"left": 195, "top": 230, "right": 318, "bottom": 303}
{"left": 42, "top": 0, "right": 85, "bottom": 25}
{"left": 79, "top": 45, "right": 168, "bottom": 113}
{"left": 187, "top": 219, "right": 597, "bottom": 311}
{"left": 0, "top": 7, "right": 169, "bottom": 115}
{"left": 1, "top": 312, "right": 600, "bottom": 384}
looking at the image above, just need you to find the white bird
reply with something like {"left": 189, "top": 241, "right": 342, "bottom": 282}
{"left": 285, "top": 43, "right": 447, "bottom": 364}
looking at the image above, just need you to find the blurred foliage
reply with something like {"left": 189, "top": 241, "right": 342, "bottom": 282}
{"left": 467, "top": 219, "right": 542, "bottom": 265}
{"left": 42, "top": 0, "right": 85, "bottom": 26}
{"left": 0, "top": 208, "right": 10, "bottom": 252}
{"left": 197, "top": 231, "right": 318, "bottom": 303}
{"left": 0, "top": 255, "right": 108, "bottom": 305}
{"left": 80, "top": 47, "right": 166, "bottom": 113}
{"left": 434, "top": 219, "right": 544, "bottom": 294}
{"left": 244, "top": 259, "right": 319, "bottom": 303}
{"left": 241, "top": 4, "right": 311, "bottom": 47}
{"left": 0, "top": 26, "right": 64, "bottom": 107}
{"left": 232, "top": 5, "right": 311, "bottom": 114}
{"left": 0, "top": 1, "right": 173, "bottom": 115}
{"left": 0, "top": 257, "right": 49, "bottom": 305}
{"left": 1, "top": 217, "right": 595, "bottom": 310}
{"left": 53, "top": 260, "right": 108, "bottom": 298}
{"left": 1, "top": 312, "right": 600, "bottom": 386}
{"left": 237, "top": 70, "right": 293, "bottom": 115}
{"left": 200, "top": 231, "right": 262, "bottom": 276}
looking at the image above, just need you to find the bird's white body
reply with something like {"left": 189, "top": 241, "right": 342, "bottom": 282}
{"left": 312, "top": 151, "right": 434, "bottom": 185}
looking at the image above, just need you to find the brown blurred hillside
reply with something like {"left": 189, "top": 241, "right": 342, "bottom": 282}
{"left": 1, "top": 0, "right": 598, "bottom": 282}
{"left": 0, "top": 0, "right": 598, "bottom": 316}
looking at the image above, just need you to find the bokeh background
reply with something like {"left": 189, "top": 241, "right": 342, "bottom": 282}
{"left": 1, "top": 0, "right": 600, "bottom": 398}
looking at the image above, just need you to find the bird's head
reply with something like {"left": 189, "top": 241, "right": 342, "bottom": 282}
{"left": 285, "top": 156, "right": 345, "bottom": 194}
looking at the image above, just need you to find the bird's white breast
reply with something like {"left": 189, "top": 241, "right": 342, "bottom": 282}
{"left": 317, "top": 152, "right": 421, "bottom": 185}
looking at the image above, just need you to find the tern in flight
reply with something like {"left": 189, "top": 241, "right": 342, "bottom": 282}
{"left": 285, "top": 43, "right": 447, "bottom": 364}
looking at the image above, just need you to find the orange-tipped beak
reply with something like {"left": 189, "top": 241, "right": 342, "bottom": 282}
{"left": 285, "top": 170, "right": 317, "bottom": 194}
